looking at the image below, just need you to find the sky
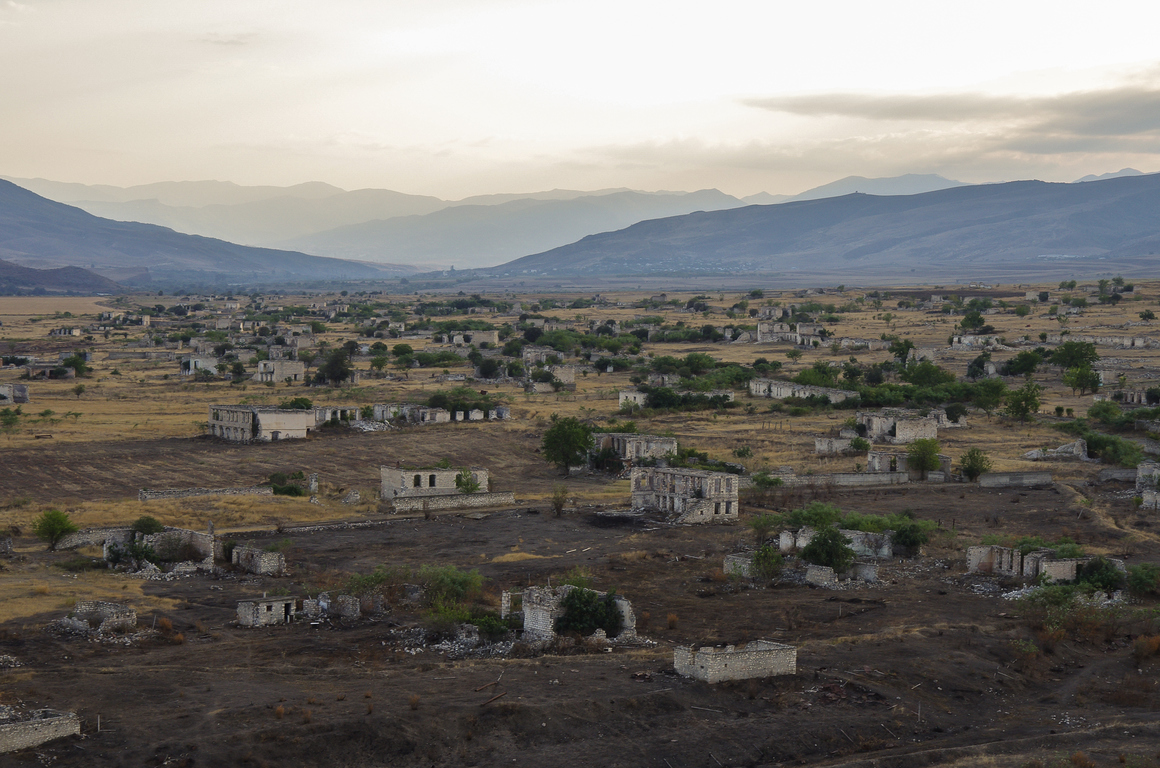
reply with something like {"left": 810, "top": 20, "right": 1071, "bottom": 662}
{"left": 2, "top": 0, "right": 1159, "bottom": 199}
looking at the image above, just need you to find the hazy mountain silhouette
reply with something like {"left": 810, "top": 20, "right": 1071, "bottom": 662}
{"left": 1073, "top": 168, "right": 1144, "bottom": 183}
{"left": 0, "top": 180, "right": 410, "bottom": 285}
{"left": 492, "top": 174, "right": 1160, "bottom": 279}
{"left": 277, "top": 189, "right": 747, "bottom": 268}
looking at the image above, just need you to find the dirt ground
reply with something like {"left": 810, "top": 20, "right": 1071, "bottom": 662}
{"left": 3, "top": 474, "right": 1160, "bottom": 767}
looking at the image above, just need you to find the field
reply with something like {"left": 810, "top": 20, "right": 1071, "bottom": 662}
{"left": 2, "top": 283, "right": 1160, "bottom": 766}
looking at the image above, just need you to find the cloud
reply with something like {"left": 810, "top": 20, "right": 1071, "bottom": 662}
{"left": 200, "top": 32, "right": 256, "bottom": 47}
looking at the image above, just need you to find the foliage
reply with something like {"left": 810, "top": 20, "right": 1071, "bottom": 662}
{"left": 1055, "top": 419, "right": 1143, "bottom": 466}
{"left": 891, "top": 521, "right": 930, "bottom": 548}
{"left": 750, "top": 471, "right": 784, "bottom": 489}
{"left": 278, "top": 397, "right": 313, "bottom": 410}
{"left": 1127, "top": 563, "right": 1160, "bottom": 596}
{"left": 558, "top": 566, "right": 593, "bottom": 589}
{"left": 944, "top": 402, "right": 968, "bottom": 423}
{"left": 785, "top": 501, "right": 843, "bottom": 529}
{"left": 418, "top": 565, "right": 483, "bottom": 608}
{"left": 1063, "top": 365, "right": 1101, "bottom": 395}
{"left": 554, "top": 587, "right": 623, "bottom": 637}
{"left": 1001, "top": 350, "right": 1042, "bottom": 376}
{"left": 454, "top": 469, "right": 481, "bottom": 494}
{"left": 541, "top": 416, "right": 594, "bottom": 473}
{"left": 906, "top": 438, "right": 942, "bottom": 476}
{"left": 345, "top": 565, "right": 411, "bottom": 596}
{"left": 972, "top": 378, "right": 1007, "bottom": 414}
{"left": 60, "top": 353, "right": 89, "bottom": 376}
{"left": 900, "top": 361, "right": 955, "bottom": 387}
{"left": 317, "top": 348, "right": 354, "bottom": 385}
{"left": 1004, "top": 379, "right": 1042, "bottom": 422}
{"left": 1076, "top": 556, "right": 1124, "bottom": 591}
{"left": 748, "top": 512, "right": 779, "bottom": 545}
{"left": 1050, "top": 340, "right": 1099, "bottom": 369}
{"left": 752, "top": 545, "right": 783, "bottom": 579}
{"left": 849, "top": 436, "right": 870, "bottom": 452}
{"left": 427, "top": 387, "right": 498, "bottom": 415}
{"left": 800, "top": 526, "right": 855, "bottom": 572}
{"left": 32, "top": 508, "right": 78, "bottom": 550}
{"left": 959, "top": 447, "right": 993, "bottom": 481}
{"left": 551, "top": 484, "right": 569, "bottom": 517}
{"left": 129, "top": 516, "right": 165, "bottom": 535}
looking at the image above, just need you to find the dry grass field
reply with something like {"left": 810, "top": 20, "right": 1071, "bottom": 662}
{"left": 3, "top": 282, "right": 1160, "bottom": 767}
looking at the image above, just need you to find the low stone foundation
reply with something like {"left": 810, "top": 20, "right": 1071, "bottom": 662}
{"left": 979, "top": 472, "right": 1053, "bottom": 488}
{"left": 232, "top": 546, "right": 285, "bottom": 576}
{"left": 674, "top": 640, "right": 796, "bottom": 683}
{"left": 138, "top": 486, "right": 273, "bottom": 502}
{"left": 392, "top": 491, "right": 516, "bottom": 513}
{"left": 805, "top": 565, "right": 837, "bottom": 587}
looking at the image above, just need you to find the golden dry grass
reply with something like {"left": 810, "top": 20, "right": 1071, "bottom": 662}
{"left": 0, "top": 560, "right": 179, "bottom": 623}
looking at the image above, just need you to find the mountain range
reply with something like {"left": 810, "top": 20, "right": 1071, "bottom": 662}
{"left": 0, "top": 180, "right": 412, "bottom": 286}
{"left": 3, "top": 173, "right": 968, "bottom": 270}
{"left": 490, "top": 173, "right": 1160, "bottom": 280}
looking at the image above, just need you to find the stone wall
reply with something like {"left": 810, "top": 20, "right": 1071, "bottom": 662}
{"left": 814, "top": 437, "right": 853, "bottom": 456}
{"left": 520, "top": 585, "right": 636, "bottom": 644}
{"left": 967, "top": 545, "right": 1023, "bottom": 576}
{"left": 853, "top": 562, "right": 879, "bottom": 583}
{"left": 232, "top": 546, "right": 285, "bottom": 576}
{"left": 56, "top": 526, "right": 131, "bottom": 551}
{"left": 237, "top": 597, "right": 296, "bottom": 627}
{"left": 782, "top": 472, "right": 909, "bottom": 488}
{"left": 69, "top": 601, "right": 136, "bottom": 634}
{"left": 978, "top": 472, "right": 1053, "bottom": 488}
{"left": 674, "top": 640, "right": 796, "bottom": 684}
{"left": 0, "top": 710, "right": 80, "bottom": 754}
{"left": 138, "top": 486, "right": 273, "bottom": 502}
{"left": 805, "top": 564, "right": 837, "bottom": 587}
{"left": 723, "top": 553, "right": 754, "bottom": 578}
{"left": 391, "top": 491, "right": 516, "bottom": 513}
{"left": 140, "top": 528, "right": 218, "bottom": 561}
{"left": 381, "top": 467, "right": 490, "bottom": 499}
{"left": 748, "top": 379, "right": 854, "bottom": 403}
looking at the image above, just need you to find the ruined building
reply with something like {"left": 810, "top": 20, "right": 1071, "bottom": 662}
{"left": 594, "top": 433, "right": 678, "bottom": 463}
{"left": 380, "top": 465, "right": 515, "bottom": 513}
{"left": 630, "top": 467, "right": 739, "bottom": 523}
{"left": 674, "top": 640, "right": 797, "bottom": 683}
{"left": 208, "top": 405, "right": 317, "bottom": 442}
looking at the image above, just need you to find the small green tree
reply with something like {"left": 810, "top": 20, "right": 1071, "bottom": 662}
{"left": 752, "top": 544, "right": 783, "bottom": 579}
{"left": 748, "top": 512, "right": 779, "bottom": 546}
{"left": 32, "top": 508, "right": 79, "bottom": 550}
{"left": 0, "top": 407, "right": 20, "bottom": 440}
{"left": 72, "top": 384, "right": 86, "bottom": 399}
{"left": 1062, "top": 365, "right": 1100, "bottom": 395}
{"left": 800, "top": 527, "right": 855, "bottom": 572}
{"left": 317, "top": 348, "right": 354, "bottom": 385}
{"left": 906, "top": 438, "right": 941, "bottom": 479}
{"left": 959, "top": 447, "right": 993, "bottom": 481}
{"left": 541, "top": 416, "right": 593, "bottom": 474}
{"left": 1077, "top": 556, "right": 1124, "bottom": 591}
{"left": 454, "top": 469, "right": 480, "bottom": 494}
{"left": 1004, "top": 378, "right": 1043, "bottom": 422}
{"left": 554, "top": 587, "right": 623, "bottom": 637}
{"left": 972, "top": 378, "right": 1007, "bottom": 415}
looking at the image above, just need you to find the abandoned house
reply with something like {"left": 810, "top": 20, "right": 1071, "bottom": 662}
{"left": 866, "top": 449, "right": 952, "bottom": 480}
{"left": 61, "top": 602, "right": 137, "bottom": 634}
{"left": 747, "top": 378, "right": 855, "bottom": 403}
{"left": 179, "top": 355, "right": 218, "bottom": 376}
{"left": 232, "top": 545, "right": 286, "bottom": 576}
{"left": 618, "top": 388, "right": 649, "bottom": 408}
{"left": 208, "top": 405, "right": 317, "bottom": 442}
{"left": 253, "top": 359, "right": 305, "bottom": 383}
{"left": 855, "top": 408, "right": 949, "bottom": 444}
{"left": 594, "top": 433, "right": 678, "bottom": 463}
{"left": 674, "top": 640, "right": 797, "bottom": 683}
{"left": 237, "top": 596, "right": 298, "bottom": 627}
{"left": 380, "top": 465, "right": 515, "bottom": 512}
{"left": 630, "top": 467, "right": 739, "bottom": 523}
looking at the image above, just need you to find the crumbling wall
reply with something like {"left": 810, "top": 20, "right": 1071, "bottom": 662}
{"left": 1022, "top": 439, "right": 1088, "bottom": 461}
{"left": 138, "top": 486, "right": 273, "bottom": 501}
{"left": 814, "top": 437, "right": 853, "bottom": 455}
{"left": 674, "top": 640, "right": 797, "bottom": 683}
{"left": 978, "top": 472, "right": 1053, "bottom": 488}
{"left": 67, "top": 601, "right": 136, "bottom": 634}
{"left": 520, "top": 585, "right": 635, "bottom": 644}
{"left": 966, "top": 545, "right": 1022, "bottom": 576}
{"left": 391, "top": 491, "right": 516, "bottom": 513}
{"left": 723, "top": 553, "right": 754, "bottom": 578}
{"left": 237, "top": 597, "right": 296, "bottom": 627}
{"left": 852, "top": 562, "right": 879, "bottom": 583}
{"left": 805, "top": 565, "right": 837, "bottom": 587}
{"left": 0, "top": 710, "right": 80, "bottom": 754}
{"left": 232, "top": 546, "right": 285, "bottom": 576}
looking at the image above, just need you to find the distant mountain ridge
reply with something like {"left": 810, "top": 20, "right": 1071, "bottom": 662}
{"left": 0, "top": 258, "right": 121, "bottom": 294}
{"left": 491, "top": 173, "right": 1160, "bottom": 280}
{"left": 0, "top": 180, "right": 412, "bottom": 286}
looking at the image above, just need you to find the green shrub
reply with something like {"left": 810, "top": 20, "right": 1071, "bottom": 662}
{"left": 892, "top": 521, "right": 930, "bottom": 549}
{"left": 345, "top": 565, "right": 410, "bottom": 596}
{"left": 1077, "top": 556, "right": 1124, "bottom": 591}
{"left": 800, "top": 526, "right": 855, "bottom": 571}
{"left": 1127, "top": 563, "right": 1160, "bottom": 596}
{"left": 129, "top": 516, "right": 165, "bottom": 535}
{"left": 32, "top": 508, "right": 79, "bottom": 550}
{"left": 554, "top": 587, "right": 623, "bottom": 637}
{"left": 419, "top": 565, "right": 483, "bottom": 607}
{"left": 752, "top": 545, "right": 783, "bottom": 579}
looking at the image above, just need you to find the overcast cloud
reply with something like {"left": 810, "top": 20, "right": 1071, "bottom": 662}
{"left": 1, "top": 0, "right": 1159, "bottom": 197}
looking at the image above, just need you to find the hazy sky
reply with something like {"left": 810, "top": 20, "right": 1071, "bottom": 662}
{"left": 2, "top": 0, "right": 1159, "bottom": 198}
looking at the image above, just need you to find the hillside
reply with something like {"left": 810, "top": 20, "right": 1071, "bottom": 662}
{"left": 492, "top": 174, "right": 1160, "bottom": 280}
{"left": 0, "top": 259, "right": 121, "bottom": 294}
{"left": 0, "top": 180, "right": 410, "bottom": 285}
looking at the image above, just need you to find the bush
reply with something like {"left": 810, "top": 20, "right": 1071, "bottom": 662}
{"left": 1127, "top": 563, "right": 1160, "bottom": 596}
{"left": 129, "top": 515, "right": 165, "bottom": 535}
{"left": 1077, "top": 556, "right": 1124, "bottom": 591}
{"left": 752, "top": 545, "right": 783, "bottom": 579}
{"left": 892, "top": 521, "right": 930, "bottom": 549}
{"left": 800, "top": 526, "right": 855, "bottom": 571}
{"left": 419, "top": 565, "right": 483, "bottom": 607}
{"left": 554, "top": 587, "right": 623, "bottom": 637}
{"left": 959, "top": 448, "right": 993, "bottom": 481}
{"left": 278, "top": 397, "right": 313, "bottom": 410}
{"left": 849, "top": 436, "right": 870, "bottom": 452}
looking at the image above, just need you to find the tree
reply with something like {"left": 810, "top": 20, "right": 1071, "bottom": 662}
{"left": 1050, "top": 341, "right": 1099, "bottom": 370}
{"left": 800, "top": 527, "right": 855, "bottom": 572}
{"left": 0, "top": 407, "right": 19, "bottom": 440}
{"left": 298, "top": 350, "right": 317, "bottom": 370}
{"left": 317, "top": 349, "right": 354, "bottom": 385}
{"left": 32, "top": 508, "right": 78, "bottom": 550}
{"left": 392, "top": 344, "right": 414, "bottom": 357}
{"left": 72, "top": 384, "right": 86, "bottom": 399}
{"left": 889, "top": 338, "right": 916, "bottom": 365}
{"left": 478, "top": 359, "right": 501, "bottom": 378}
{"left": 748, "top": 512, "right": 779, "bottom": 546}
{"left": 1014, "top": 305, "right": 1030, "bottom": 317}
{"left": 960, "top": 310, "right": 986, "bottom": 331}
{"left": 61, "top": 353, "right": 89, "bottom": 376}
{"left": 906, "top": 438, "right": 942, "bottom": 479}
{"left": 1002, "top": 350, "right": 1041, "bottom": 376}
{"left": 454, "top": 469, "right": 480, "bottom": 495}
{"left": 129, "top": 515, "right": 165, "bottom": 535}
{"left": 370, "top": 355, "right": 389, "bottom": 375}
{"left": 972, "top": 378, "right": 1007, "bottom": 415}
{"left": 342, "top": 340, "right": 360, "bottom": 360}
{"left": 1062, "top": 365, "right": 1101, "bottom": 395}
{"left": 959, "top": 447, "right": 993, "bottom": 481}
{"left": 279, "top": 397, "right": 313, "bottom": 410}
{"left": 1004, "top": 378, "right": 1042, "bottom": 422}
{"left": 541, "top": 416, "right": 593, "bottom": 474}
